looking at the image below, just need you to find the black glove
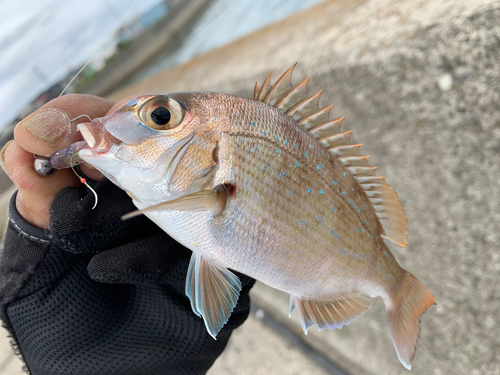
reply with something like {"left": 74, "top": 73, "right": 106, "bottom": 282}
{"left": 0, "top": 179, "right": 255, "bottom": 375}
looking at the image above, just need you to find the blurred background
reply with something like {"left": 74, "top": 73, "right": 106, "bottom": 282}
{"left": 0, "top": 0, "right": 499, "bottom": 374}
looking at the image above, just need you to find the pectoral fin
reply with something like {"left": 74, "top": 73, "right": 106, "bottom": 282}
{"left": 121, "top": 189, "right": 226, "bottom": 220}
{"left": 185, "top": 252, "right": 241, "bottom": 339}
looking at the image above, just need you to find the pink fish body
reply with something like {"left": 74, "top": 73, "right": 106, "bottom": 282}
{"left": 75, "top": 66, "right": 435, "bottom": 370}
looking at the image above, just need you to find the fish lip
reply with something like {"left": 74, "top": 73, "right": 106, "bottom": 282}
{"left": 77, "top": 119, "right": 120, "bottom": 155}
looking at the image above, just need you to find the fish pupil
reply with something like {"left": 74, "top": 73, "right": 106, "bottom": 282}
{"left": 151, "top": 106, "right": 171, "bottom": 125}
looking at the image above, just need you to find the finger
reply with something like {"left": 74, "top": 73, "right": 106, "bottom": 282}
{"left": 15, "top": 94, "right": 114, "bottom": 182}
{"left": 0, "top": 140, "right": 81, "bottom": 228}
{"left": 14, "top": 94, "right": 115, "bottom": 157}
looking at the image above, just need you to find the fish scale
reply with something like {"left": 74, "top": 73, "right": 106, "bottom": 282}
{"left": 227, "top": 95, "right": 382, "bottom": 245}
{"left": 74, "top": 65, "right": 435, "bottom": 370}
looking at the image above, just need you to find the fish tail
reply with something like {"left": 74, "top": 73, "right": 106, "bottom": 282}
{"left": 386, "top": 270, "right": 435, "bottom": 370}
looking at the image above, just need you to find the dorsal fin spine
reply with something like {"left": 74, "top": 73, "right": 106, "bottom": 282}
{"left": 321, "top": 130, "right": 353, "bottom": 145}
{"left": 257, "top": 73, "right": 272, "bottom": 101}
{"left": 299, "top": 104, "right": 333, "bottom": 130}
{"left": 328, "top": 144, "right": 362, "bottom": 157}
{"left": 286, "top": 90, "right": 323, "bottom": 118}
{"left": 275, "top": 77, "right": 310, "bottom": 111}
{"left": 263, "top": 64, "right": 296, "bottom": 104}
{"left": 338, "top": 155, "right": 370, "bottom": 167}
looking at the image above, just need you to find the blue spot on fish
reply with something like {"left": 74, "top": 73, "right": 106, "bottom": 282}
{"left": 295, "top": 162, "right": 300, "bottom": 167}
{"left": 331, "top": 230, "right": 342, "bottom": 241}
{"left": 333, "top": 207, "right": 336, "bottom": 212}
{"left": 355, "top": 227, "right": 358, "bottom": 231}
{"left": 321, "top": 151, "right": 324, "bottom": 155}
{"left": 263, "top": 165, "right": 267, "bottom": 171}
{"left": 316, "top": 216, "right": 323, "bottom": 224}
{"left": 359, "top": 253, "right": 365, "bottom": 259}
{"left": 258, "top": 109, "right": 261, "bottom": 113}
{"left": 343, "top": 172, "right": 346, "bottom": 177}
{"left": 251, "top": 122, "right": 255, "bottom": 126}
{"left": 304, "top": 151, "right": 309, "bottom": 159}
{"left": 358, "top": 209, "right": 361, "bottom": 213}
{"left": 294, "top": 144, "right": 298, "bottom": 148}
{"left": 309, "top": 145, "right": 313, "bottom": 149}
{"left": 332, "top": 180, "right": 338, "bottom": 185}
{"left": 254, "top": 146, "right": 258, "bottom": 152}
{"left": 383, "top": 250, "right": 389, "bottom": 257}
{"left": 317, "top": 164, "right": 322, "bottom": 170}
{"left": 361, "top": 228, "right": 364, "bottom": 232}
{"left": 281, "top": 172, "right": 286, "bottom": 176}
{"left": 262, "top": 131, "right": 266, "bottom": 135}
{"left": 286, "top": 139, "right": 289, "bottom": 145}
{"left": 342, "top": 191, "right": 346, "bottom": 195}
{"left": 319, "top": 190, "right": 324, "bottom": 194}
{"left": 276, "top": 149, "right": 279, "bottom": 154}
{"left": 275, "top": 135, "right": 279, "bottom": 141}
{"left": 306, "top": 189, "right": 311, "bottom": 193}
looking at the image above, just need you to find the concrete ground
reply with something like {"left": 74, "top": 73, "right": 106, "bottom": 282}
{"left": 1, "top": 0, "right": 499, "bottom": 374}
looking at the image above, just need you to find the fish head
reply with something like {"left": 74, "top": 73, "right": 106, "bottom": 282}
{"left": 78, "top": 93, "right": 224, "bottom": 204}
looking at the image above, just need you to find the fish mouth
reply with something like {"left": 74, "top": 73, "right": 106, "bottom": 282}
{"left": 77, "top": 119, "right": 120, "bottom": 155}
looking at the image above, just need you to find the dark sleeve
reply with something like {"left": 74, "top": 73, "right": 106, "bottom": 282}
{"left": 0, "top": 181, "right": 254, "bottom": 375}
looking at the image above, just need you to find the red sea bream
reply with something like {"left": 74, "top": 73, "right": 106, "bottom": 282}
{"left": 72, "top": 65, "right": 435, "bottom": 370}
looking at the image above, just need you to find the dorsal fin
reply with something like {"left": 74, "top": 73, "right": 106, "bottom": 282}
{"left": 254, "top": 65, "right": 409, "bottom": 247}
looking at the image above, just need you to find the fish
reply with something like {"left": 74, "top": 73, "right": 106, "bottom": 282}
{"left": 70, "top": 65, "right": 435, "bottom": 370}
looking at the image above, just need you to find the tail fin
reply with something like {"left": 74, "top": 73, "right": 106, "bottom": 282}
{"left": 386, "top": 271, "right": 435, "bottom": 370}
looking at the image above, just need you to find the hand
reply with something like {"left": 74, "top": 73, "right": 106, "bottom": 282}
{"left": 1, "top": 94, "right": 115, "bottom": 228}
{"left": 0, "top": 94, "right": 254, "bottom": 375}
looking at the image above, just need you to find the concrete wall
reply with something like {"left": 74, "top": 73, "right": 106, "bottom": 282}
{"left": 110, "top": 0, "right": 500, "bottom": 374}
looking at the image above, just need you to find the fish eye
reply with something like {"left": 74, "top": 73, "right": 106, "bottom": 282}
{"left": 138, "top": 95, "right": 185, "bottom": 131}
{"left": 151, "top": 106, "right": 171, "bottom": 126}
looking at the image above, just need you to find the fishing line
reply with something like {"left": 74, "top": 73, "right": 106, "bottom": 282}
{"left": 70, "top": 152, "right": 98, "bottom": 209}
{"left": 59, "top": 0, "right": 138, "bottom": 97}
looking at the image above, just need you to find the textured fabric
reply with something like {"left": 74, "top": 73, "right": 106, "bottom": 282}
{"left": 0, "top": 179, "right": 255, "bottom": 375}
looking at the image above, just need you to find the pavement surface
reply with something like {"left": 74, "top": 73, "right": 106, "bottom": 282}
{"left": 1, "top": 0, "right": 499, "bottom": 374}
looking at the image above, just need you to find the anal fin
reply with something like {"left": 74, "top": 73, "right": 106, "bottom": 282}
{"left": 186, "top": 252, "right": 242, "bottom": 339}
{"left": 289, "top": 295, "right": 373, "bottom": 334}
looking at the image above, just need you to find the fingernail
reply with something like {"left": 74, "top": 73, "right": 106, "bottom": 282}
{"left": 0, "top": 140, "right": 14, "bottom": 179}
{"left": 21, "top": 108, "right": 72, "bottom": 145}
